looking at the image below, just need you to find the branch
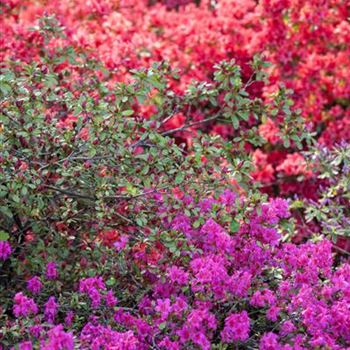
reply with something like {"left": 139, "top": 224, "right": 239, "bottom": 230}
{"left": 157, "top": 104, "right": 180, "bottom": 129}
{"left": 105, "top": 187, "right": 168, "bottom": 200}
{"left": 333, "top": 244, "right": 350, "bottom": 256}
{"left": 44, "top": 185, "right": 168, "bottom": 202}
{"left": 161, "top": 114, "right": 220, "bottom": 136}
{"left": 44, "top": 185, "right": 96, "bottom": 201}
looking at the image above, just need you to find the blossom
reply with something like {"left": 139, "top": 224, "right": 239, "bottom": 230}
{"left": 79, "top": 277, "right": 106, "bottom": 293}
{"left": 13, "top": 293, "right": 38, "bottom": 318}
{"left": 17, "top": 341, "right": 33, "bottom": 350}
{"left": 56, "top": 114, "right": 77, "bottom": 129}
{"left": 171, "top": 296, "right": 188, "bottom": 314}
{"left": 259, "top": 332, "right": 280, "bottom": 350}
{"left": 219, "top": 189, "right": 237, "bottom": 206}
{"left": 114, "top": 234, "right": 129, "bottom": 251}
{"left": 276, "top": 153, "right": 312, "bottom": 178}
{"left": 79, "top": 323, "right": 139, "bottom": 350}
{"left": 252, "top": 150, "right": 275, "bottom": 183}
{"left": 97, "top": 229, "right": 120, "bottom": 248}
{"left": 179, "top": 308, "right": 217, "bottom": 350}
{"left": 167, "top": 266, "right": 189, "bottom": 285}
{"left": 170, "top": 214, "right": 192, "bottom": 236}
{"left": 105, "top": 290, "right": 118, "bottom": 307}
{"left": 41, "top": 325, "right": 74, "bottom": 350}
{"left": 280, "top": 321, "right": 295, "bottom": 336}
{"left": 190, "top": 254, "right": 230, "bottom": 299}
{"left": 0, "top": 241, "right": 12, "bottom": 260}
{"left": 250, "top": 289, "right": 276, "bottom": 308}
{"left": 44, "top": 296, "right": 58, "bottom": 323}
{"left": 200, "top": 218, "right": 234, "bottom": 253}
{"left": 266, "top": 305, "right": 280, "bottom": 322}
{"left": 77, "top": 126, "right": 89, "bottom": 140}
{"left": 259, "top": 118, "right": 281, "bottom": 145}
{"left": 221, "top": 311, "right": 250, "bottom": 343}
{"left": 88, "top": 287, "right": 101, "bottom": 309}
{"left": 159, "top": 337, "right": 181, "bottom": 350}
{"left": 155, "top": 298, "right": 172, "bottom": 320}
{"left": 229, "top": 270, "right": 252, "bottom": 297}
{"left": 65, "top": 311, "right": 74, "bottom": 327}
{"left": 79, "top": 277, "right": 107, "bottom": 309}
{"left": 27, "top": 276, "right": 43, "bottom": 295}
{"left": 45, "top": 261, "right": 58, "bottom": 280}
{"left": 29, "top": 325, "right": 43, "bottom": 338}
{"left": 269, "top": 198, "right": 290, "bottom": 219}
{"left": 198, "top": 198, "right": 217, "bottom": 213}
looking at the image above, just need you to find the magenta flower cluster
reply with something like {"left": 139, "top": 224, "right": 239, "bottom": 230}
{"left": 0, "top": 241, "right": 12, "bottom": 260}
{"left": 221, "top": 311, "right": 250, "bottom": 342}
{"left": 4, "top": 192, "right": 350, "bottom": 349}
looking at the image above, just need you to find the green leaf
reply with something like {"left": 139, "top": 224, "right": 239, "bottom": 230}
{"left": 106, "top": 277, "right": 116, "bottom": 286}
{"left": 283, "top": 139, "right": 291, "bottom": 148}
{"left": 158, "top": 322, "right": 167, "bottom": 330}
{"left": 136, "top": 218, "right": 144, "bottom": 227}
{"left": 0, "top": 231, "right": 9, "bottom": 241}
{"left": 11, "top": 194, "right": 20, "bottom": 203}
{"left": 0, "top": 82, "right": 12, "bottom": 96}
{"left": 232, "top": 116, "right": 239, "bottom": 129}
{"left": 141, "top": 165, "right": 150, "bottom": 175}
{"left": 175, "top": 173, "right": 184, "bottom": 185}
{"left": 122, "top": 110, "right": 134, "bottom": 116}
{"left": 230, "top": 220, "right": 240, "bottom": 233}
{"left": 0, "top": 206, "right": 12, "bottom": 218}
{"left": 147, "top": 77, "right": 164, "bottom": 90}
{"left": 21, "top": 186, "right": 28, "bottom": 196}
{"left": 193, "top": 220, "right": 201, "bottom": 228}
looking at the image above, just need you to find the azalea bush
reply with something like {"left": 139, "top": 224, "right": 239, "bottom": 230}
{"left": 0, "top": 17, "right": 350, "bottom": 350}
{"left": 1, "top": 0, "right": 349, "bottom": 196}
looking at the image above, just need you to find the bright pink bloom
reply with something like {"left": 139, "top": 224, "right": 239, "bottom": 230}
{"left": 27, "top": 276, "right": 43, "bottom": 295}
{"left": 0, "top": 241, "right": 12, "bottom": 260}
{"left": 221, "top": 311, "right": 250, "bottom": 343}
{"left": 13, "top": 293, "right": 38, "bottom": 318}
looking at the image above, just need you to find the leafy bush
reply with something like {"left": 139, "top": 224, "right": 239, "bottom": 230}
{"left": 0, "top": 20, "right": 350, "bottom": 349}
{"left": 1, "top": 0, "right": 349, "bottom": 199}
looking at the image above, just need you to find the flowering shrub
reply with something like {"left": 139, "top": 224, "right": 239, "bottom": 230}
{"left": 1, "top": 0, "right": 349, "bottom": 189}
{"left": 1, "top": 188, "right": 350, "bottom": 348}
{"left": 0, "top": 5, "right": 349, "bottom": 350}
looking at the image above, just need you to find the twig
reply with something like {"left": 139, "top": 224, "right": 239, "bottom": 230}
{"left": 333, "top": 244, "right": 350, "bottom": 256}
{"left": 243, "top": 72, "right": 255, "bottom": 89}
{"left": 44, "top": 185, "right": 96, "bottom": 201}
{"left": 161, "top": 114, "right": 220, "bottom": 136}
{"left": 114, "top": 211, "right": 133, "bottom": 224}
{"left": 39, "top": 150, "right": 81, "bottom": 171}
{"left": 105, "top": 187, "right": 168, "bottom": 200}
{"left": 151, "top": 332, "right": 161, "bottom": 350}
{"left": 157, "top": 105, "right": 180, "bottom": 128}
{"left": 45, "top": 185, "right": 168, "bottom": 202}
